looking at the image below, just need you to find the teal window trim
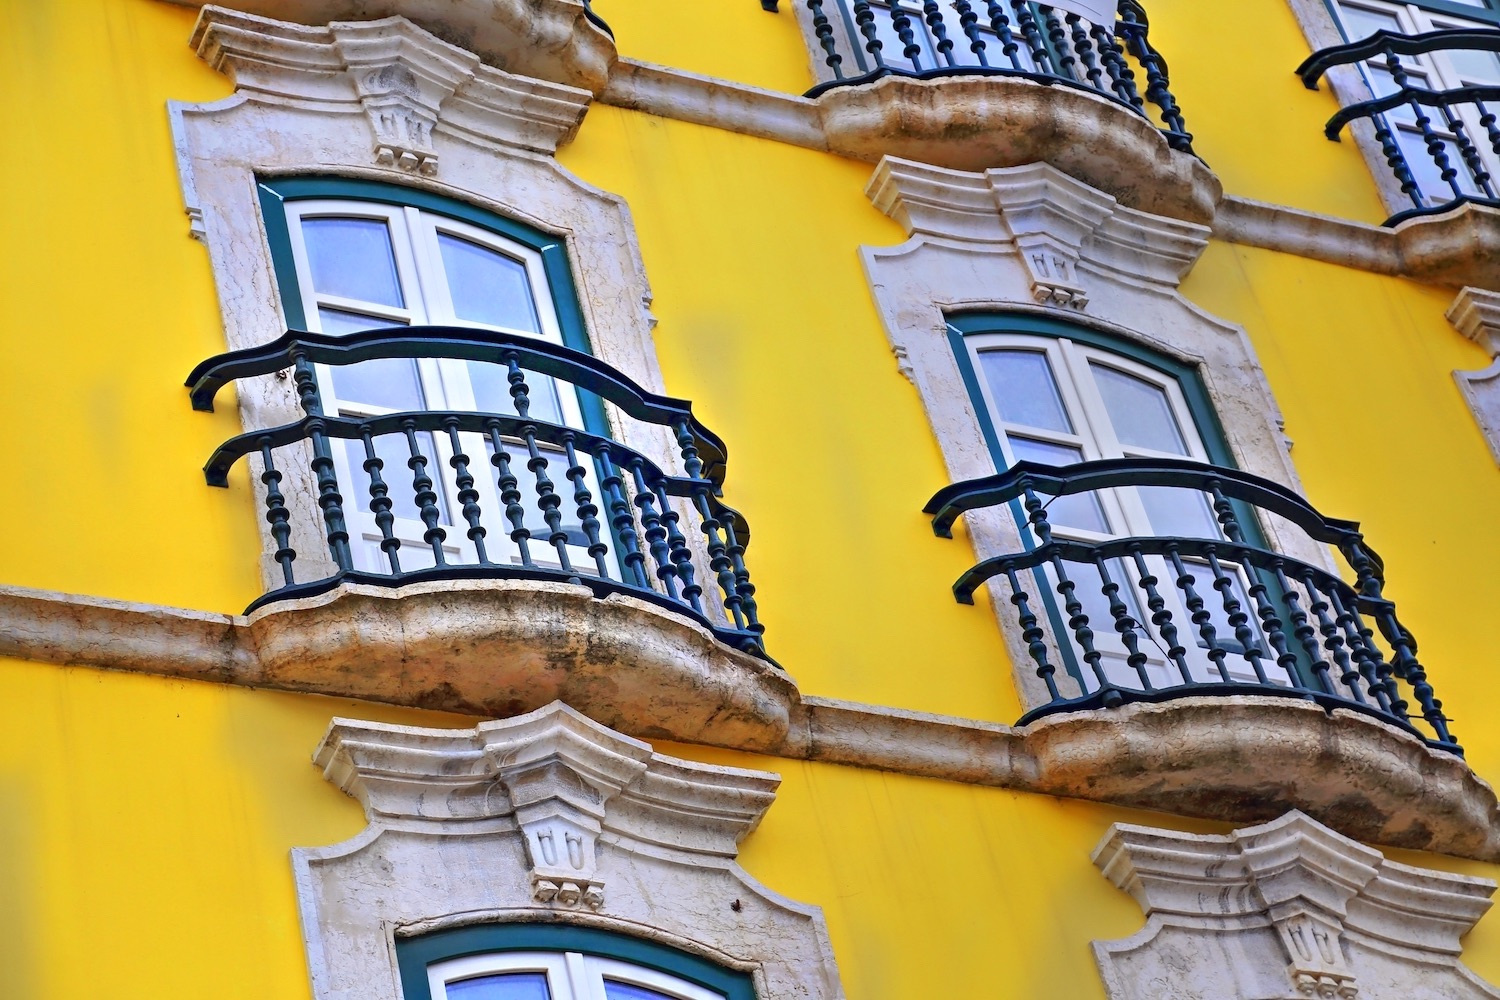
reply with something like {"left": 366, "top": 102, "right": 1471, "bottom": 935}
{"left": 1321, "top": 0, "right": 1500, "bottom": 35}
{"left": 395, "top": 924, "right": 757, "bottom": 1000}
{"left": 945, "top": 313, "right": 1311, "bottom": 688}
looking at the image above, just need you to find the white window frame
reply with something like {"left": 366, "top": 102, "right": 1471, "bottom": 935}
{"left": 429, "top": 951, "right": 725, "bottom": 1000}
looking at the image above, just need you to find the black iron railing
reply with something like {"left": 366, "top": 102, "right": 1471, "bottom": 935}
{"left": 187, "top": 327, "right": 766, "bottom": 659}
{"left": 925, "top": 458, "right": 1459, "bottom": 754}
{"left": 802, "top": 0, "right": 1193, "bottom": 152}
{"left": 580, "top": 0, "right": 614, "bottom": 39}
{"left": 1299, "top": 28, "right": 1500, "bottom": 224}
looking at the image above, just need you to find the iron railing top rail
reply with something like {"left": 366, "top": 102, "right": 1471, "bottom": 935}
{"left": 186, "top": 326, "right": 729, "bottom": 483}
{"left": 580, "top": 0, "right": 614, "bottom": 38}
{"left": 924, "top": 456, "right": 1370, "bottom": 560}
{"left": 1295, "top": 26, "right": 1500, "bottom": 87}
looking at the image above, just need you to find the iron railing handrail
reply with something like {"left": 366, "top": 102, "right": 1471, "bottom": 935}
{"left": 1296, "top": 26, "right": 1500, "bottom": 86}
{"left": 186, "top": 326, "right": 729, "bottom": 484}
{"left": 925, "top": 457, "right": 1457, "bottom": 754}
{"left": 580, "top": 0, "right": 614, "bottom": 39}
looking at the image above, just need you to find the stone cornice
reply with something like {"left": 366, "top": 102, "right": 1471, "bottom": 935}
{"left": 4, "top": 582, "right": 1498, "bottom": 864}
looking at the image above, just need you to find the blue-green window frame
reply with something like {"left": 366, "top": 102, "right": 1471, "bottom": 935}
{"left": 1323, "top": 0, "right": 1500, "bottom": 33}
{"left": 255, "top": 175, "right": 612, "bottom": 440}
{"left": 395, "top": 924, "right": 757, "bottom": 1000}
{"left": 945, "top": 313, "right": 1304, "bottom": 689}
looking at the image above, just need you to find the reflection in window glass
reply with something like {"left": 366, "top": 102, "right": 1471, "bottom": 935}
{"left": 329, "top": 357, "right": 426, "bottom": 412}
{"left": 1091, "top": 364, "right": 1188, "bottom": 454}
{"left": 978, "top": 350, "right": 1073, "bottom": 432}
{"left": 447, "top": 973, "right": 552, "bottom": 1000}
{"left": 1138, "top": 485, "right": 1221, "bottom": 539}
{"left": 303, "top": 218, "right": 405, "bottom": 307}
{"left": 604, "top": 982, "right": 677, "bottom": 1000}
{"left": 439, "top": 234, "right": 541, "bottom": 333}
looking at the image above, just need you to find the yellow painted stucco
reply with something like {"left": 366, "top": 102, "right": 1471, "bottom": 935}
{"left": 2, "top": 0, "right": 1500, "bottom": 998}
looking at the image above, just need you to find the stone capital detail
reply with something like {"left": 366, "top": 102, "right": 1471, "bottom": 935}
{"left": 298, "top": 702, "right": 846, "bottom": 1000}
{"left": 192, "top": 6, "right": 593, "bottom": 173}
{"left": 867, "top": 156, "right": 1211, "bottom": 310}
{"left": 1447, "top": 287, "right": 1500, "bottom": 467}
{"left": 1093, "top": 811, "right": 1499, "bottom": 1000}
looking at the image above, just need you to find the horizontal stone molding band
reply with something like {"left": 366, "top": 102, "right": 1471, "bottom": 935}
{"left": 1, "top": 581, "right": 1496, "bottom": 863}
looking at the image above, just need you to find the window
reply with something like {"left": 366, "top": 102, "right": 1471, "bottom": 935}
{"left": 430, "top": 953, "right": 724, "bottom": 1000}
{"left": 1327, "top": 0, "right": 1500, "bottom": 205}
{"left": 259, "top": 178, "right": 609, "bottom": 578}
{"left": 951, "top": 316, "right": 1275, "bottom": 692}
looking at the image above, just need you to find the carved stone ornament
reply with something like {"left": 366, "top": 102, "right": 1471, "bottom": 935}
{"left": 295, "top": 701, "right": 846, "bottom": 1000}
{"left": 1448, "top": 287, "right": 1500, "bottom": 467}
{"left": 1093, "top": 810, "right": 1500, "bottom": 1000}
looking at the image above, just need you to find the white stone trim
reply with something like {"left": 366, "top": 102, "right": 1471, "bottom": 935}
{"left": 295, "top": 701, "right": 846, "bottom": 1000}
{"left": 1448, "top": 287, "right": 1500, "bottom": 465}
{"left": 170, "top": 6, "right": 683, "bottom": 592}
{"left": 860, "top": 155, "right": 1321, "bottom": 709}
{"left": 1092, "top": 810, "right": 1500, "bottom": 999}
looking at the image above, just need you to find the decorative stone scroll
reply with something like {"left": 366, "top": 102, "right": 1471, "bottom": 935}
{"left": 1449, "top": 287, "right": 1500, "bottom": 467}
{"left": 1093, "top": 810, "right": 1500, "bottom": 1000}
{"left": 294, "top": 701, "right": 846, "bottom": 1000}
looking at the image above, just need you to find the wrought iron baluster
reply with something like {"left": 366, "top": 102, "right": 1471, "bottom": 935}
{"left": 594, "top": 446, "right": 649, "bottom": 588}
{"left": 1211, "top": 487, "right": 1296, "bottom": 687}
{"left": 1275, "top": 561, "right": 1335, "bottom": 693}
{"left": 721, "top": 514, "right": 762, "bottom": 635}
{"left": 1010, "top": 0, "right": 1053, "bottom": 73}
{"left": 675, "top": 420, "right": 743, "bottom": 629}
{"left": 984, "top": 0, "right": 1024, "bottom": 69}
{"left": 952, "top": 0, "right": 989, "bottom": 67}
{"left": 1439, "top": 101, "right": 1495, "bottom": 198}
{"left": 1067, "top": 13, "right": 1104, "bottom": 91}
{"left": 358, "top": 429, "right": 401, "bottom": 575}
{"left": 851, "top": 0, "right": 888, "bottom": 69}
{"left": 1384, "top": 44, "right": 1464, "bottom": 201}
{"left": 1476, "top": 98, "right": 1500, "bottom": 159}
{"left": 1005, "top": 562, "right": 1060, "bottom": 702}
{"left": 562, "top": 432, "right": 609, "bottom": 578}
{"left": 1350, "top": 605, "right": 1400, "bottom": 716}
{"left": 1095, "top": 555, "right": 1151, "bottom": 690}
{"left": 1329, "top": 586, "right": 1392, "bottom": 714}
{"left": 1023, "top": 480, "right": 1115, "bottom": 701}
{"left": 891, "top": 2, "right": 923, "bottom": 71}
{"left": 1040, "top": 6, "right": 1075, "bottom": 81}
{"left": 1092, "top": 22, "right": 1143, "bottom": 111}
{"left": 402, "top": 419, "right": 448, "bottom": 566}
{"left": 1303, "top": 570, "right": 1362, "bottom": 703}
{"left": 259, "top": 438, "right": 298, "bottom": 586}
{"left": 806, "top": 0, "right": 846, "bottom": 79}
{"left": 486, "top": 421, "right": 534, "bottom": 568}
{"left": 1118, "top": 3, "right": 1190, "bottom": 148}
{"left": 629, "top": 458, "right": 680, "bottom": 600}
{"left": 1207, "top": 485, "right": 1267, "bottom": 682}
{"left": 444, "top": 417, "right": 490, "bottom": 565}
{"left": 922, "top": 0, "right": 956, "bottom": 68}
{"left": 1166, "top": 544, "right": 1229, "bottom": 682}
{"left": 1372, "top": 110, "right": 1427, "bottom": 210}
{"left": 292, "top": 357, "right": 353, "bottom": 573}
{"left": 506, "top": 355, "right": 573, "bottom": 574}
{"left": 1128, "top": 544, "right": 1190, "bottom": 684}
{"left": 655, "top": 482, "right": 702, "bottom": 613}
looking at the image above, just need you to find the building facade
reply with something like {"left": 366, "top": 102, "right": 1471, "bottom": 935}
{"left": 4, "top": 0, "right": 1500, "bottom": 997}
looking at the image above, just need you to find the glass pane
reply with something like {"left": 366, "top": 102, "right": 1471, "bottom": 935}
{"left": 603, "top": 983, "right": 679, "bottom": 1000}
{"left": 438, "top": 234, "right": 542, "bottom": 333}
{"left": 467, "top": 361, "right": 564, "bottom": 425}
{"left": 302, "top": 217, "right": 405, "bottom": 307}
{"left": 1337, "top": 5, "right": 1403, "bottom": 41}
{"left": 1091, "top": 365, "right": 1189, "bottom": 455}
{"left": 447, "top": 973, "right": 551, "bottom": 1000}
{"left": 1008, "top": 437, "right": 1110, "bottom": 535}
{"left": 317, "top": 307, "right": 405, "bottom": 337}
{"left": 487, "top": 442, "right": 590, "bottom": 552}
{"left": 329, "top": 356, "right": 426, "bottom": 412}
{"left": 1450, "top": 47, "right": 1500, "bottom": 85}
{"left": 978, "top": 350, "right": 1074, "bottom": 432}
{"left": 345, "top": 431, "right": 450, "bottom": 525}
{"left": 1138, "top": 485, "right": 1221, "bottom": 539}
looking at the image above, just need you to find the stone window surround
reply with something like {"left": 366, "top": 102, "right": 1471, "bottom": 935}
{"left": 1094, "top": 809, "right": 1500, "bottom": 999}
{"left": 170, "top": 6, "right": 695, "bottom": 596}
{"left": 1448, "top": 286, "right": 1500, "bottom": 466}
{"left": 296, "top": 700, "right": 846, "bottom": 1000}
{"left": 860, "top": 154, "right": 1325, "bottom": 711}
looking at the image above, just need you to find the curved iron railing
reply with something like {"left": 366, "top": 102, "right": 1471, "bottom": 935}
{"left": 1298, "top": 28, "right": 1500, "bottom": 225}
{"left": 580, "top": 0, "right": 614, "bottom": 39}
{"left": 802, "top": 0, "right": 1193, "bottom": 152}
{"left": 925, "top": 458, "right": 1459, "bottom": 754}
{"left": 187, "top": 327, "right": 766, "bottom": 659}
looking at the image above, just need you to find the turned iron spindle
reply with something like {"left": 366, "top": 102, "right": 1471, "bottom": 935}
{"left": 952, "top": 0, "right": 989, "bottom": 67}
{"left": 1004, "top": 562, "right": 1061, "bottom": 702}
{"left": 1041, "top": 6, "right": 1076, "bottom": 81}
{"left": 259, "top": 438, "right": 298, "bottom": 585}
{"left": 675, "top": 419, "right": 743, "bottom": 629}
{"left": 562, "top": 433, "right": 610, "bottom": 578}
{"left": 1384, "top": 45, "right": 1465, "bottom": 201}
{"left": 1128, "top": 544, "right": 1191, "bottom": 684}
{"left": 806, "top": 0, "right": 846, "bottom": 79}
{"left": 486, "top": 420, "right": 534, "bottom": 568}
{"left": 1303, "top": 569, "right": 1363, "bottom": 703}
{"left": 402, "top": 420, "right": 448, "bottom": 566}
{"left": 359, "top": 428, "right": 402, "bottom": 574}
{"left": 1067, "top": 14, "right": 1105, "bottom": 91}
{"left": 1093, "top": 22, "right": 1144, "bottom": 111}
{"left": 1328, "top": 585, "right": 1392, "bottom": 713}
{"left": 1118, "top": 4, "right": 1190, "bottom": 148}
{"left": 1166, "top": 544, "right": 1229, "bottom": 682}
{"left": 594, "top": 446, "right": 649, "bottom": 589}
{"left": 1010, "top": 0, "right": 1053, "bottom": 74}
{"left": 1207, "top": 485, "right": 1267, "bottom": 681}
{"left": 655, "top": 481, "right": 703, "bottom": 613}
{"left": 1439, "top": 102, "right": 1495, "bottom": 198}
{"left": 851, "top": 0, "right": 888, "bottom": 69}
{"left": 1371, "top": 111, "right": 1427, "bottom": 209}
{"left": 445, "top": 417, "right": 491, "bottom": 565}
{"left": 984, "top": 0, "right": 1024, "bottom": 69}
{"left": 1024, "top": 481, "right": 1114, "bottom": 700}
{"left": 1275, "top": 562, "right": 1336, "bottom": 694}
{"left": 891, "top": 2, "right": 923, "bottom": 71}
{"left": 506, "top": 355, "right": 573, "bottom": 573}
{"left": 292, "top": 356, "right": 353, "bottom": 572}
{"left": 922, "top": 0, "right": 956, "bottom": 68}
{"left": 629, "top": 458, "right": 681, "bottom": 600}
{"left": 722, "top": 514, "right": 762, "bottom": 635}
{"left": 1095, "top": 555, "right": 1152, "bottom": 689}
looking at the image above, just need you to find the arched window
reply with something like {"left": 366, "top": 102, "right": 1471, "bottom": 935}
{"left": 396, "top": 926, "right": 756, "bottom": 1000}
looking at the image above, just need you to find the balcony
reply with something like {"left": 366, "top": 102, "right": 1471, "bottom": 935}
{"left": 790, "top": 0, "right": 1215, "bottom": 222}
{"left": 1299, "top": 28, "right": 1500, "bottom": 225}
{"left": 926, "top": 458, "right": 1460, "bottom": 755}
{"left": 186, "top": 327, "right": 768, "bottom": 661}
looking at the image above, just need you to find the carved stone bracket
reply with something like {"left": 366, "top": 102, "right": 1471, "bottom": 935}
{"left": 300, "top": 701, "right": 846, "bottom": 999}
{"left": 1447, "top": 287, "right": 1500, "bottom": 467}
{"left": 192, "top": 6, "right": 594, "bottom": 174}
{"left": 1093, "top": 810, "right": 1500, "bottom": 1000}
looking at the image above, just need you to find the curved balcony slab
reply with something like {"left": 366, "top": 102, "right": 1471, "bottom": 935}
{"left": 816, "top": 74, "right": 1221, "bottom": 225}
{"left": 241, "top": 578, "right": 796, "bottom": 750}
{"left": 168, "top": 0, "right": 616, "bottom": 94}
